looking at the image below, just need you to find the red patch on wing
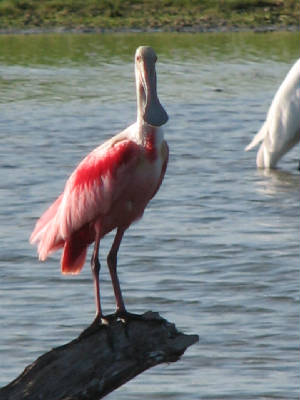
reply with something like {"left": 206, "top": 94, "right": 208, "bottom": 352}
{"left": 73, "top": 141, "right": 139, "bottom": 188}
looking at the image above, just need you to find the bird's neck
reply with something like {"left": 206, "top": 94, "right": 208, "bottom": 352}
{"left": 135, "top": 121, "right": 163, "bottom": 147}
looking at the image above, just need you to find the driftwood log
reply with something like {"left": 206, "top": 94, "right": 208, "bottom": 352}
{"left": 0, "top": 311, "right": 198, "bottom": 400}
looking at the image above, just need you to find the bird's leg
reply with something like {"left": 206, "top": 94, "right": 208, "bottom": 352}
{"left": 107, "top": 227, "right": 126, "bottom": 314}
{"left": 91, "top": 230, "right": 103, "bottom": 322}
{"left": 107, "top": 228, "right": 144, "bottom": 324}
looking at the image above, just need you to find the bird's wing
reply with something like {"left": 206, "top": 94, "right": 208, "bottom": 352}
{"left": 266, "top": 63, "right": 300, "bottom": 150}
{"left": 57, "top": 136, "right": 141, "bottom": 240}
{"left": 246, "top": 59, "right": 300, "bottom": 154}
{"left": 245, "top": 122, "right": 267, "bottom": 151}
{"left": 30, "top": 193, "right": 63, "bottom": 244}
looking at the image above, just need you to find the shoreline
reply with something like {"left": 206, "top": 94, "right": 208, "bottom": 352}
{"left": 0, "top": 24, "right": 299, "bottom": 36}
{"left": 0, "top": 0, "right": 298, "bottom": 36}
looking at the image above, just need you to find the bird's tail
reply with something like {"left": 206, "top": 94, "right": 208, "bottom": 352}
{"left": 31, "top": 195, "right": 92, "bottom": 274}
{"left": 245, "top": 122, "right": 267, "bottom": 151}
{"left": 61, "top": 227, "right": 90, "bottom": 275}
{"left": 30, "top": 194, "right": 65, "bottom": 261}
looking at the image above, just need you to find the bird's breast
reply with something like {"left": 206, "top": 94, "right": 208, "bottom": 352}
{"left": 144, "top": 128, "right": 158, "bottom": 162}
{"left": 108, "top": 142, "right": 165, "bottom": 227}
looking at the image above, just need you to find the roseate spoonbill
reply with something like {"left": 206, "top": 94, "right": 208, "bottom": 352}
{"left": 30, "top": 46, "right": 169, "bottom": 322}
{"left": 245, "top": 58, "right": 300, "bottom": 168}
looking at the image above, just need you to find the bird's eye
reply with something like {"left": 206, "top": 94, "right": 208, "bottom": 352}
{"left": 136, "top": 55, "right": 141, "bottom": 62}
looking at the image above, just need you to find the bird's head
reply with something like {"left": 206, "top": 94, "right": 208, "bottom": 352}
{"left": 135, "top": 46, "right": 168, "bottom": 127}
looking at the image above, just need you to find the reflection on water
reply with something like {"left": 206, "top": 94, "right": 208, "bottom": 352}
{"left": 255, "top": 168, "right": 300, "bottom": 196}
{"left": 0, "top": 32, "right": 299, "bottom": 399}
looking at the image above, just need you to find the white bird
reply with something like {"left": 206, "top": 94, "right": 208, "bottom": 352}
{"left": 245, "top": 58, "right": 300, "bottom": 168}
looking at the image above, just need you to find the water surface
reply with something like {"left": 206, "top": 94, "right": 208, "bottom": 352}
{"left": 0, "top": 31, "right": 299, "bottom": 399}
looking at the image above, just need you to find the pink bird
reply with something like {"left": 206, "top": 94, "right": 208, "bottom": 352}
{"left": 30, "top": 46, "right": 169, "bottom": 322}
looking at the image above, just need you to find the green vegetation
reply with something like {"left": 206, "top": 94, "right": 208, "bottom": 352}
{"left": 0, "top": 0, "right": 299, "bottom": 32}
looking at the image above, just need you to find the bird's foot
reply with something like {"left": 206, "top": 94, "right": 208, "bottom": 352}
{"left": 114, "top": 310, "right": 145, "bottom": 323}
{"left": 78, "top": 314, "right": 110, "bottom": 340}
{"left": 91, "top": 310, "right": 145, "bottom": 324}
{"left": 111, "top": 310, "right": 144, "bottom": 339}
{"left": 82, "top": 311, "right": 137, "bottom": 347}
{"left": 106, "top": 309, "right": 165, "bottom": 324}
{"left": 88, "top": 314, "right": 116, "bottom": 350}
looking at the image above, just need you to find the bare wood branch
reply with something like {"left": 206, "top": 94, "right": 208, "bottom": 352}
{"left": 0, "top": 312, "right": 198, "bottom": 400}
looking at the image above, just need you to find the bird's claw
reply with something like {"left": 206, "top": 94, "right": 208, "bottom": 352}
{"left": 97, "top": 310, "right": 145, "bottom": 325}
{"left": 114, "top": 310, "right": 145, "bottom": 323}
{"left": 85, "top": 311, "right": 143, "bottom": 345}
